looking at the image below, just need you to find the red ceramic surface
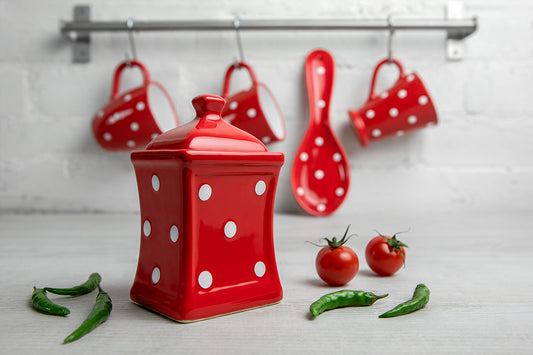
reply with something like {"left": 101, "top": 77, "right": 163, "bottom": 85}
{"left": 291, "top": 49, "right": 350, "bottom": 216}
{"left": 130, "top": 94, "right": 284, "bottom": 322}
{"left": 92, "top": 60, "right": 179, "bottom": 151}
{"left": 349, "top": 58, "right": 438, "bottom": 146}
{"left": 221, "top": 62, "right": 286, "bottom": 145}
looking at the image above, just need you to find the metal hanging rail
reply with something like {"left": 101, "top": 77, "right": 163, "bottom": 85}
{"left": 60, "top": 4, "right": 477, "bottom": 63}
{"left": 61, "top": 18, "right": 477, "bottom": 38}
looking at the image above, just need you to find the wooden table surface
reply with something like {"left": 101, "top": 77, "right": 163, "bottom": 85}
{"left": 1, "top": 212, "right": 532, "bottom": 354}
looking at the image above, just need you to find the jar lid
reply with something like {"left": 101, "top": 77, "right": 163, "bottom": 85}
{"left": 146, "top": 95, "right": 267, "bottom": 152}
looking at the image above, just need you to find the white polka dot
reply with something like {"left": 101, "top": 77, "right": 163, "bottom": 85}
{"left": 224, "top": 221, "right": 237, "bottom": 238}
{"left": 152, "top": 267, "right": 160, "bottom": 284}
{"left": 255, "top": 180, "right": 266, "bottom": 196}
{"left": 127, "top": 140, "right": 135, "bottom": 148}
{"left": 333, "top": 153, "right": 342, "bottom": 162}
{"left": 407, "top": 74, "right": 415, "bottom": 82}
{"left": 103, "top": 132, "right": 112, "bottom": 141}
{"left": 380, "top": 91, "right": 389, "bottom": 99}
{"left": 113, "top": 113, "right": 120, "bottom": 120}
{"left": 262, "top": 136, "right": 271, "bottom": 144}
{"left": 151, "top": 133, "right": 159, "bottom": 139}
{"left": 130, "top": 122, "right": 139, "bottom": 131}
{"left": 97, "top": 110, "right": 104, "bottom": 118}
{"left": 296, "top": 187, "right": 305, "bottom": 196}
{"left": 315, "top": 170, "right": 325, "bottom": 180}
{"left": 198, "top": 184, "right": 212, "bottom": 201}
{"left": 254, "top": 261, "right": 266, "bottom": 277}
{"left": 198, "top": 271, "right": 212, "bottom": 289}
{"left": 317, "top": 66, "right": 326, "bottom": 75}
{"left": 152, "top": 175, "right": 160, "bottom": 191}
{"left": 408, "top": 115, "right": 418, "bottom": 125}
{"left": 398, "top": 89, "right": 407, "bottom": 99}
{"left": 317, "top": 204, "right": 326, "bottom": 212}
{"left": 124, "top": 94, "right": 132, "bottom": 102}
{"left": 247, "top": 108, "right": 257, "bottom": 118}
{"left": 143, "top": 220, "right": 151, "bottom": 237}
{"left": 418, "top": 95, "right": 428, "bottom": 105}
{"left": 300, "top": 152, "right": 309, "bottom": 162}
{"left": 372, "top": 129, "right": 382, "bottom": 138}
{"left": 396, "top": 130, "right": 405, "bottom": 136}
{"left": 335, "top": 187, "right": 345, "bottom": 196}
{"left": 170, "top": 225, "right": 179, "bottom": 243}
{"left": 389, "top": 108, "right": 399, "bottom": 117}
{"left": 136, "top": 102, "right": 145, "bottom": 111}
{"left": 366, "top": 110, "right": 375, "bottom": 119}
{"left": 229, "top": 101, "right": 238, "bottom": 110}
{"left": 315, "top": 137, "right": 324, "bottom": 146}
{"left": 317, "top": 100, "right": 326, "bottom": 108}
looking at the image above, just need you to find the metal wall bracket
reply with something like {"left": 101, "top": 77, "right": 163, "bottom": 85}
{"left": 446, "top": 1, "right": 470, "bottom": 60}
{"left": 71, "top": 5, "right": 91, "bottom": 63}
{"left": 61, "top": 2, "right": 477, "bottom": 64}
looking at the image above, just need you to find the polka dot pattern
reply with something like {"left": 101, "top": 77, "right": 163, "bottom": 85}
{"left": 255, "top": 180, "right": 266, "bottom": 196}
{"left": 247, "top": 108, "right": 257, "bottom": 118}
{"left": 170, "top": 225, "right": 179, "bottom": 243}
{"left": 198, "top": 184, "right": 212, "bottom": 201}
{"left": 152, "top": 267, "right": 160, "bottom": 284}
{"left": 224, "top": 221, "right": 237, "bottom": 238}
{"left": 198, "top": 271, "right": 213, "bottom": 289}
{"left": 254, "top": 261, "right": 266, "bottom": 277}
{"left": 143, "top": 220, "right": 151, "bottom": 237}
{"left": 315, "top": 137, "right": 324, "bottom": 146}
{"left": 152, "top": 175, "right": 160, "bottom": 191}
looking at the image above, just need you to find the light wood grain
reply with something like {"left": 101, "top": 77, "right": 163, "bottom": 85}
{"left": 1, "top": 212, "right": 532, "bottom": 354}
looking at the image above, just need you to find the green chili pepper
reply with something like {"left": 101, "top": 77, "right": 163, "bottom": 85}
{"left": 31, "top": 287, "right": 70, "bottom": 316}
{"left": 45, "top": 273, "right": 102, "bottom": 296}
{"left": 64, "top": 286, "right": 112, "bottom": 343}
{"left": 310, "top": 290, "right": 388, "bottom": 317}
{"left": 379, "top": 283, "right": 430, "bottom": 318}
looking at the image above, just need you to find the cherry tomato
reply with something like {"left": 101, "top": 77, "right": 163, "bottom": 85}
{"left": 365, "top": 231, "right": 408, "bottom": 276}
{"left": 313, "top": 226, "right": 359, "bottom": 286}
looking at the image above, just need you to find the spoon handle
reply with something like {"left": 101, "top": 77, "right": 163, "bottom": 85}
{"left": 305, "top": 49, "right": 335, "bottom": 126}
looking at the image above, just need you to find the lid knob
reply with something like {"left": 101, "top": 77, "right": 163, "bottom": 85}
{"left": 192, "top": 94, "right": 225, "bottom": 121}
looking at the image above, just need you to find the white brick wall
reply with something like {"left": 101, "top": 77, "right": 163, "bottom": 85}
{"left": 1, "top": 0, "right": 532, "bottom": 216}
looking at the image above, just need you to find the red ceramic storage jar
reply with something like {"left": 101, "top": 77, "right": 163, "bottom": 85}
{"left": 130, "top": 94, "right": 284, "bottom": 322}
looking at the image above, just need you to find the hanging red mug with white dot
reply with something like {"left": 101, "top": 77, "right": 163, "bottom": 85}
{"left": 92, "top": 60, "right": 179, "bottom": 151}
{"left": 348, "top": 58, "right": 438, "bottom": 147}
{"left": 221, "top": 62, "right": 286, "bottom": 145}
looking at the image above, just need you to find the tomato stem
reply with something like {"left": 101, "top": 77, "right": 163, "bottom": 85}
{"left": 307, "top": 225, "right": 357, "bottom": 248}
{"left": 374, "top": 229, "right": 409, "bottom": 267}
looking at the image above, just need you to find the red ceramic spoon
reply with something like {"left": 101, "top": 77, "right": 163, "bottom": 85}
{"left": 291, "top": 49, "right": 350, "bottom": 216}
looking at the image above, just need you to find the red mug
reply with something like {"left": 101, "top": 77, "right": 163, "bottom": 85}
{"left": 92, "top": 60, "right": 179, "bottom": 151}
{"left": 221, "top": 62, "right": 286, "bottom": 144}
{"left": 348, "top": 58, "right": 438, "bottom": 147}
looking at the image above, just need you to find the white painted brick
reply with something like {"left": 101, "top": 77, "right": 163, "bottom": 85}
{"left": 420, "top": 119, "right": 533, "bottom": 167}
{"left": 0, "top": 66, "right": 28, "bottom": 117}
{"left": 1, "top": 0, "right": 533, "bottom": 216}
{"left": 465, "top": 61, "right": 533, "bottom": 116}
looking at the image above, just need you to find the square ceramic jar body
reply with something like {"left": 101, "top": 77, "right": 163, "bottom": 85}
{"left": 130, "top": 95, "right": 284, "bottom": 322}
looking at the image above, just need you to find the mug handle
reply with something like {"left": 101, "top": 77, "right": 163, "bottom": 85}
{"left": 111, "top": 59, "right": 152, "bottom": 99}
{"left": 368, "top": 58, "right": 406, "bottom": 101}
{"left": 221, "top": 61, "right": 259, "bottom": 98}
